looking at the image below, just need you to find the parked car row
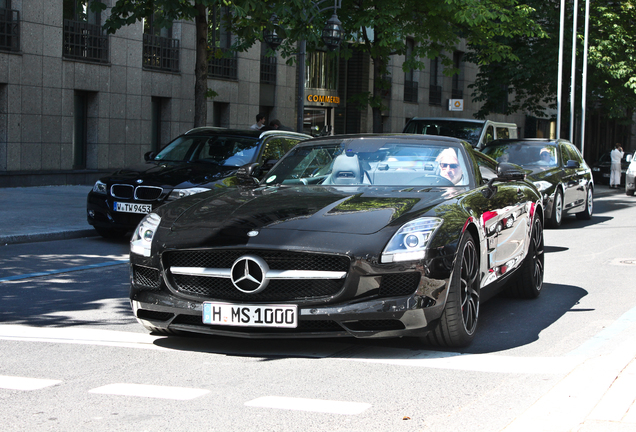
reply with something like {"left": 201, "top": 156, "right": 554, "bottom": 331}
{"left": 87, "top": 122, "right": 605, "bottom": 349}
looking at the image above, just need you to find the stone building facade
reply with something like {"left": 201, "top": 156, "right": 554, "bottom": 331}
{"left": 0, "top": 0, "right": 530, "bottom": 187}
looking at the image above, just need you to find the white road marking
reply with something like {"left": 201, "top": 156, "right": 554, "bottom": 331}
{"left": 245, "top": 396, "right": 371, "bottom": 415}
{"left": 0, "top": 375, "right": 61, "bottom": 391}
{"left": 0, "top": 324, "right": 167, "bottom": 350}
{"left": 89, "top": 383, "right": 210, "bottom": 400}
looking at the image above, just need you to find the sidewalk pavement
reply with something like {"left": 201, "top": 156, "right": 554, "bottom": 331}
{"left": 0, "top": 184, "right": 96, "bottom": 245}
{"left": 0, "top": 184, "right": 634, "bottom": 431}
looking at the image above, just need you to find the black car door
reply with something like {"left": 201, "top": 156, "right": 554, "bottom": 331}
{"left": 562, "top": 143, "right": 586, "bottom": 209}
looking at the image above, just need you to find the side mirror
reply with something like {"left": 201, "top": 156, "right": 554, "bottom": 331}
{"left": 236, "top": 163, "right": 260, "bottom": 183}
{"left": 496, "top": 162, "right": 526, "bottom": 182}
{"left": 566, "top": 160, "right": 580, "bottom": 168}
{"left": 144, "top": 151, "right": 156, "bottom": 162}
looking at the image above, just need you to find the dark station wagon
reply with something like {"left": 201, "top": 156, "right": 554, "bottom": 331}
{"left": 87, "top": 128, "right": 311, "bottom": 238}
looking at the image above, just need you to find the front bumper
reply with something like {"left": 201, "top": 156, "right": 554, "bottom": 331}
{"left": 86, "top": 192, "right": 161, "bottom": 231}
{"left": 131, "top": 290, "right": 444, "bottom": 339}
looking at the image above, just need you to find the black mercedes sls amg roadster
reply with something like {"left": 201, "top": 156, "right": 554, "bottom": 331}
{"left": 129, "top": 134, "right": 545, "bottom": 347}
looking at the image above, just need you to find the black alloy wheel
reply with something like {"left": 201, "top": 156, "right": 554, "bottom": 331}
{"left": 508, "top": 216, "right": 544, "bottom": 299}
{"left": 548, "top": 189, "right": 563, "bottom": 228}
{"left": 425, "top": 233, "right": 480, "bottom": 348}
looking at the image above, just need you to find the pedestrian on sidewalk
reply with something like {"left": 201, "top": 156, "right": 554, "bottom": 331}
{"left": 610, "top": 143, "right": 624, "bottom": 188}
{"left": 250, "top": 113, "right": 266, "bottom": 130}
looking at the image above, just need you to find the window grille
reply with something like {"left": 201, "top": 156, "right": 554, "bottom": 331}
{"left": 0, "top": 7, "right": 19, "bottom": 52}
{"left": 260, "top": 55, "right": 277, "bottom": 84}
{"left": 143, "top": 33, "right": 180, "bottom": 72}
{"left": 404, "top": 80, "right": 418, "bottom": 103}
{"left": 208, "top": 48, "right": 237, "bottom": 80}
{"left": 63, "top": 19, "right": 108, "bottom": 63}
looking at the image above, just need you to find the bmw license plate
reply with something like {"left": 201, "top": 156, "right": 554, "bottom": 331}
{"left": 202, "top": 302, "right": 298, "bottom": 328}
{"left": 114, "top": 202, "right": 152, "bottom": 214}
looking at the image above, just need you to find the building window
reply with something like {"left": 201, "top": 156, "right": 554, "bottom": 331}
{"left": 0, "top": 0, "right": 19, "bottom": 53}
{"left": 151, "top": 97, "right": 170, "bottom": 153}
{"left": 306, "top": 51, "right": 338, "bottom": 90}
{"left": 73, "top": 91, "right": 89, "bottom": 169}
{"left": 260, "top": 42, "right": 277, "bottom": 85}
{"left": 429, "top": 57, "right": 441, "bottom": 106}
{"left": 143, "top": 13, "right": 179, "bottom": 72}
{"left": 451, "top": 51, "right": 463, "bottom": 100}
{"left": 208, "top": 6, "right": 237, "bottom": 80}
{"left": 404, "top": 39, "right": 418, "bottom": 103}
{"left": 213, "top": 102, "right": 230, "bottom": 128}
{"left": 63, "top": 0, "right": 108, "bottom": 63}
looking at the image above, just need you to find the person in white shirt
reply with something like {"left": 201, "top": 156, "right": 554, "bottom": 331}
{"left": 610, "top": 143, "right": 624, "bottom": 188}
{"left": 250, "top": 114, "right": 266, "bottom": 130}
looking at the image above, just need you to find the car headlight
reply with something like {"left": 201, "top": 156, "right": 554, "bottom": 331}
{"left": 532, "top": 181, "right": 552, "bottom": 192}
{"left": 92, "top": 180, "right": 107, "bottom": 194}
{"left": 381, "top": 217, "right": 442, "bottom": 263}
{"left": 167, "top": 187, "right": 210, "bottom": 201}
{"left": 627, "top": 163, "right": 636, "bottom": 175}
{"left": 130, "top": 213, "right": 161, "bottom": 257}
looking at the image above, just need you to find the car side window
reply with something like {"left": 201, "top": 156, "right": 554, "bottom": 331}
{"left": 261, "top": 138, "right": 301, "bottom": 162}
{"left": 484, "top": 126, "right": 494, "bottom": 144}
{"left": 473, "top": 151, "right": 498, "bottom": 184}
{"left": 565, "top": 144, "right": 583, "bottom": 163}
{"left": 496, "top": 127, "right": 510, "bottom": 140}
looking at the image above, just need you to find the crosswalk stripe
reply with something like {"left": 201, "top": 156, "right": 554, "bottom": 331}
{"left": 89, "top": 383, "right": 210, "bottom": 400}
{"left": 245, "top": 396, "right": 371, "bottom": 415}
{"left": 0, "top": 375, "right": 61, "bottom": 391}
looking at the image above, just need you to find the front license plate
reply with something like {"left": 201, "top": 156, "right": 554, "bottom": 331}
{"left": 114, "top": 202, "right": 152, "bottom": 214}
{"left": 202, "top": 302, "right": 298, "bottom": 328}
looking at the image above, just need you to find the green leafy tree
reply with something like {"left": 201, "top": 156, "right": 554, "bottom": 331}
{"left": 230, "top": 0, "right": 544, "bottom": 133}
{"left": 471, "top": 1, "right": 636, "bottom": 122}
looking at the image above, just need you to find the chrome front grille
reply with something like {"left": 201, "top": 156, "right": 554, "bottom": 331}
{"left": 135, "top": 186, "right": 163, "bottom": 200}
{"left": 110, "top": 184, "right": 163, "bottom": 201}
{"left": 163, "top": 249, "right": 351, "bottom": 302}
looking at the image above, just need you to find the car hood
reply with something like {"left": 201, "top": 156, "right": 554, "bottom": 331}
{"left": 104, "top": 161, "right": 238, "bottom": 188}
{"left": 165, "top": 185, "right": 460, "bottom": 237}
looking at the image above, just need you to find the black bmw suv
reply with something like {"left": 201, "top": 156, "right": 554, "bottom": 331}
{"left": 87, "top": 128, "right": 310, "bottom": 238}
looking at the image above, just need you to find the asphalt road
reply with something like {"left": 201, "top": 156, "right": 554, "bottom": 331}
{"left": 1, "top": 189, "right": 635, "bottom": 431}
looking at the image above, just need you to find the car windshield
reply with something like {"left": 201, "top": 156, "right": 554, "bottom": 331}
{"left": 404, "top": 120, "right": 483, "bottom": 147}
{"left": 483, "top": 143, "right": 559, "bottom": 168}
{"left": 263, "top": 139, "right": 470, "bottom": 187}
{"left": 154, "top": 135, "right": 260, "bottom": 166}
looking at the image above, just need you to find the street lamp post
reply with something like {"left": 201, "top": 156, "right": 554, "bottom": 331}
{"left": 263, "top": 1, "right": 343, "bottom": 134}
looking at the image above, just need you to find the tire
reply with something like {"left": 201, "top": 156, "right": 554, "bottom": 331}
{"left": 627, "top": 188, "right": 635, "bottom": 197}
{"left": 94, "top": 226, "right": 128, "bottom": 239}
{"left": 576, "top": 187, "right": 593, "bottom": 220}
{"left": 425, "top": 233, "right": 480, "bottom": 348}
{"left": 507, "top": 217, "right": 544, "bottom": 299}
{"left": 548, "top": 188, "right": 563, "bottom": 228}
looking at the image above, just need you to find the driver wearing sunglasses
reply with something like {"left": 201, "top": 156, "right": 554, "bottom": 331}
{"left": 436, "top": 148, "right": 463, "bottom": 185}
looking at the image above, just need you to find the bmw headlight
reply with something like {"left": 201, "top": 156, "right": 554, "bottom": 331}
{"left": 130, "top": 213, "right": 161, "bottom": 257}
{"left": 92, "top": 180, "right": 107, "bottom": 194}
{"left": 381, "top": 217, "right": 442, "bottom": 263}
{"left": 167, "top": 187, "right": 209, "bottom": 201}
{"left": 532, "top": 181, "right": 552, "bottom": 192}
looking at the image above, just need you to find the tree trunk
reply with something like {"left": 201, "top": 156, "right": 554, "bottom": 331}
{"left": 193, "top": 3, "right": 208, "bottom": 128}
{"left": 372, "top": 56, "right": 383, "bottom": 133}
